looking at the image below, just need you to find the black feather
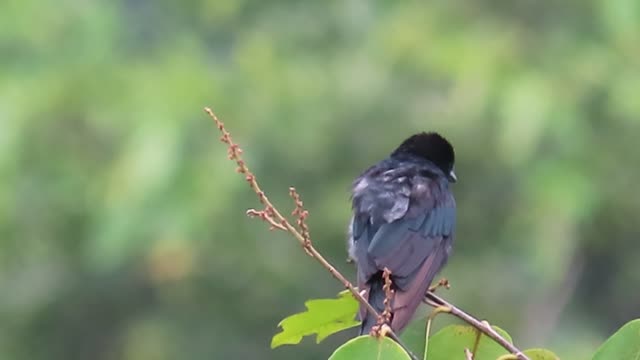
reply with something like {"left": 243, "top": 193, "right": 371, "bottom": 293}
{"left": 391, "top": 132, "right": 455, "bottom": 175}
{"left": 349, "top": 132, "right": 456, "bottom": 335}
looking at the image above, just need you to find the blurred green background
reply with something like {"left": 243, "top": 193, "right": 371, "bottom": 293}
{"left": 1, "top": 0, "right": 639, "bottom": 359}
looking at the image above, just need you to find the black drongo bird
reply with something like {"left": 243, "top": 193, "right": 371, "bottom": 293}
{"left": 348, "top": 132, "right": 457, "bottom": 335}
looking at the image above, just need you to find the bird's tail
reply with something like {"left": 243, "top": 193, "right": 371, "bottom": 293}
{"left": 358, "top": 248, "right": 447, "bottom": 335}
{"left": 359, "top": 274, "right": 386, "bottom": 335}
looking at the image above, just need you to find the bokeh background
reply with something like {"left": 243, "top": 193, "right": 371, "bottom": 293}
{"left": 2, "top": 0, "right": 640, "bottom": 359}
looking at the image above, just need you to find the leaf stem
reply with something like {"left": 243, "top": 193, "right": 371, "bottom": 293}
{"left": 424, "top": 306, "right": 451, "bottom": 360}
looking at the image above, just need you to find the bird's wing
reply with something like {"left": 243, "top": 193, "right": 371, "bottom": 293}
{"left": 352, "top": 177, "right": 455, "bottom": 331}
{"left": 367, "top": 200, "right": 455, "bottom": 287}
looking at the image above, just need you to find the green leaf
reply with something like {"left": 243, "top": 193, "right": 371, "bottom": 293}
{"left": 523, "top": 348, "right": 560, "bottom": 359}
{"left": 328, "top": 335, "right": 412, "bottom": 360}
{"left": 271, "top": 290, "right": 360, "bottom": 348}
{"left": 426, "top": 324, "right": 513, "bottom": 360}
{"left": 592, "top": 319, "right": 640, "bottom": 360}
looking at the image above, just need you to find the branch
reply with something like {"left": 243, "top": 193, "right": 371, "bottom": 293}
{"left": 464, "top": 348, "right": 474, "bottom": 360}
{"left": 204, "top": 107, "right": 418, "bottom": 360}
{"left": 425, "top": 292, "right": 530, "bottom": 360}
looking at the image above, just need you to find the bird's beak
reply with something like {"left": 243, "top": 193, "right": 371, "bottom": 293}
{"left": 448, "top": 170, "right": 457, "bottom": 183}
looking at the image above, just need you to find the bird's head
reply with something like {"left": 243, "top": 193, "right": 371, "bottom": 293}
{"left": 391, "top": 132, "right": 457, "bottom": 182}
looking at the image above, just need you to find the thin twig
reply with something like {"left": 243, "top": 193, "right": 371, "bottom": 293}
{"left": 428, "top": 278, "right": 450, "bottom": 292}
{"left": 424, "top": 306, "right": 451, "bottom": 360}
{"left": 246, "top": 209, "right": 287, "bottom": 230}
{"left": 470, "top": 328, "right": 482, "bottom": 358}
{"left": 425, "top": 292, "right": 530, "bottom": 360}
{"left": 464, "top": 348, "right": 474, "bottom": 360}
{"left": 289, "top": 188, "right": 311, "bottom": 243}
{"left": 205, "top": 107, "right": 418, "bottom": 360}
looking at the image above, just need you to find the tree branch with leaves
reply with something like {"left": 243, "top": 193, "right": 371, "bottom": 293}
{"left": 205, "top": 107, "right": 638, "bottom": 360}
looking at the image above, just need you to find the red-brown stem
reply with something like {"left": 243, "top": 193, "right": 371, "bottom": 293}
{"left": 381, "top": 268, "right": 394, "bottom": 325}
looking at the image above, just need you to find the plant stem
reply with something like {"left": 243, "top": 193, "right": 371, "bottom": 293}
{"left": 425, "top": 292, "right": 530, "bottom": 360}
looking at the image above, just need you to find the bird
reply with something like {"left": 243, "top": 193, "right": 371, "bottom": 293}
{"left": 348, "top": 132, "right": 457, "bottom": 335}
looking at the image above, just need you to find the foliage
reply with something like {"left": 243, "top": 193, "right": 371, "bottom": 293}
{"left": 399, "top": 314, "right": 514, "bottom": 358}
{"left": 592, "top": 319, "right": 640, "bottom": 360}
{"left": 271, "top": 290, "right": 359, "bottom": 347}
{"left": 272, "top": 290, "right": 640, "bottom": 358}
{"left": 328, "top": 335, "right": 411, "bottom": 360}
{"left": 423, "top": 325, "right": 512, "bottom": 360}
{"left": 272, "top": 290, "right": 562, "bottom": 358}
